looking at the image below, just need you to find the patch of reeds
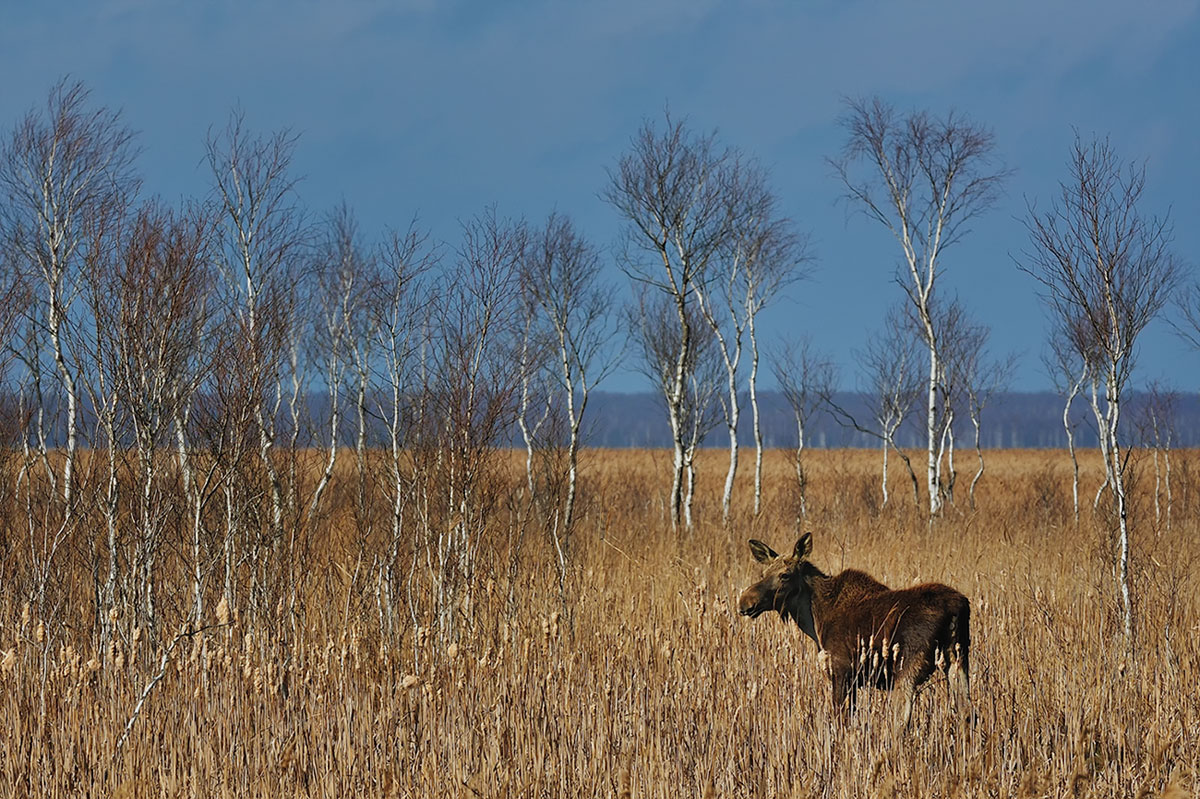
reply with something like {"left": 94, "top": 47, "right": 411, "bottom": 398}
{"left": 0, "top": 448, "right": 1196, "bottom": 797}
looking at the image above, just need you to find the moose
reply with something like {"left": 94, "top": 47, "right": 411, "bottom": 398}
{"left": 738, "top": 532, "right": 971, "bottom": 730}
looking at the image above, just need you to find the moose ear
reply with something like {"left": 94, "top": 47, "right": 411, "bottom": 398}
{"left": 794, "top": 532, "right": 813, "bottom": 560}
{"left": 748, "top": 539, "right": 779, "bottom": 563}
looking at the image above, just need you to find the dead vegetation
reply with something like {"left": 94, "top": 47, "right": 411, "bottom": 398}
{"left": 0, "top": 448, "right": 1197, "bottom": 797}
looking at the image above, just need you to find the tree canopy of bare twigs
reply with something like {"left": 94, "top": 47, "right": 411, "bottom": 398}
{"left": 416, "top": 208, "right": 527, "bottom": 640}
{"left": 205, "top": 109, "right": 310, "bottom": 615}
{"left": 606, "top": 111, "right": 807, "bottom": 529}
{"left": 1019, "top": 133, "right": 1180, "bottom": 653}
{"left": 0, "top": 79, "right": 140, "bottom": 611}
{"left": 770, "top": 336, "right": 832, "bottom": 520}
{"left": 520, "top": 213, "right": 620, "bottom": 527}
{"left": 823, "top": 304, "right": 923, "bottom": 508}
{"left": 831, "top": 96, "right": 1009, "bottom": 516}
{"left": 936, "top": 300, "right": 1013, "bottom": 509}
{"left": 630, "top": 290, "right": 723, "bottom": 530}
{"left": 603, "top": 113, "right": 742, "bottom": 530}
{"left": 693, "top": 155, "right": 812, "bottom": 522}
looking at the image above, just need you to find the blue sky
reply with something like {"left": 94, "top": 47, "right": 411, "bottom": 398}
{"left": 3, "top": 0, "right": 1198, "bottom": 393}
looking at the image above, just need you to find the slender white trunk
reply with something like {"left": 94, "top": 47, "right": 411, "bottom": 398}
{"left": 668, "top": 295, "right": 691, "bottom": 530}
{"left": 1105, "top": 370, "right": 1133, "bottom": 651}
{"left": 517, "top": 372, "right": 536, "bottom": 496}
{"left": 309, "top": 348, "right": 342, "bottom": 520}
{"left": 138, "top": 433, "right": 156, "bottom": 625}
{"left": 1152, "top": 446, "right": 1161, "bottom": 528}
{"left": 722, "top": 394, "right": 739, "bottom": 525}
{"left": 1063, "top": 377, "right": 1083, "bottom": 523}
{"left": 100, "top": 391, "right": 120, "bottom": 654}
{"left": 944, "top": 416, "right": 956, "bottom": 505}
{"left": 795, "top": 416, "right": 807, "bottom": 520}
{"left": 174, "top": 407, "right": 203, "bottom": 623}
{"left": 1090, "top": 379, "right": 1111, "bottom": 509}
{"left": 669, "top": 398, "right": 686, "bottom": 530}
{"left": 880, "top": 437, "right": 890, "bottom": 507}
{"left": 749, "top": 319, "right": 765, "bottom": 518}
{"left": 695, "top": 280, "right": 743, "bottom": 524}
{"left": 354, "top": 361, "right": 370, "bottom": 540}
{"left": 683, "top": 451, "right": 696, "bottom": 530}
{"left": 518, "top": 320, "right": 538, "bottom": 495}
{"left": 969, "top": 415, "right": 984, "bottom": 510}
{"left": 1164, "top": 440, "right": 1172, "bottom": 532}
{"left": 46, "top": 295, "right": 79, "bottom": 517}
{"left": 926, "top": 337, "right": 942, "bottom": 514}
{"left": 564, "top": 379, "right": 584, "bottom": 532}
{"left": 385, "top": 367, "right": 405, "bottom": 636}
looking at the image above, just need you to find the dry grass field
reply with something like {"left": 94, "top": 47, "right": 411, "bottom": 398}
{"left": 1, "top": 448, "right": 1198, "bottom": 797}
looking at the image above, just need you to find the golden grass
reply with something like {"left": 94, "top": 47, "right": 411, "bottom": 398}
{"left": 1, "top": 448, "right": 1198, "bottom": 797}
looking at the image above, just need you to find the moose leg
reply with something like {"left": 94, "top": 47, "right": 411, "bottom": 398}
{"left": 893, "top": 676, "right": 916, "bottom": 735}
{"left": 948, "top": 655, "right": 974, "bottom": 726}
{"left": 951, "top": 605, "right": 973, "bottom": 725}
{"left": 830, "top": 670, "right": 856, "bottom": 717}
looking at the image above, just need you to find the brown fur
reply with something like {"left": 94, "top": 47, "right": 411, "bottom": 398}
{"left": 738, "top": 533, "right": 972, "bottom": 730}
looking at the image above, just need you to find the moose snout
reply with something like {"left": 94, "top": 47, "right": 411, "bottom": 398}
{"left": 737, "top": 591, "right": 760, "bottom": 617}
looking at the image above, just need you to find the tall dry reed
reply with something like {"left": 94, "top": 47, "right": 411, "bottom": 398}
{"left": 0, "top": 448, "right": 1196, "bottom": 797}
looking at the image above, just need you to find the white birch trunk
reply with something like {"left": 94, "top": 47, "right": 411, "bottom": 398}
{"left": 563, "top": 377, "right": 583, "bottom": 532}
{"left": 721, "top": 377, "right": 739, "bottom": 525}
{"left": 173, "top": 407, "right": 203, "bottom": 623}
{"left": 1090, "top": 379, "right": 1112, "bottom": 509}
{"left": 749, "top": 314, "right": 764, "bottom": 518}
{"left": 1164, "top": 438, "right": 1172, "bottom": 532}
{"left": 970, "top": 415, "right": 984, "bottom": 510}
{"left": 880, "top": 437, "right": 890, "bottom": 508}
{"left": 1063, "top": 376, "right": 1083, "bottom": 523}
{"left": 100, "top": 390, "right": 120, "bottom": 654}
{"left": 308, "top": 350, "right": 341, "bottom": 521}
{"left": 668, "top": 300, "right": 690, "bottom": 530}
{"left": 926, "top": 343, "right": 942, "bottom": 514}
{"left": 795, "top": 416, "right": 807, "bottom": 520}
{"left": 1105, "top": 370, "right": 1134, "bottom": 651}
{"left": 683, "top": 451, "right": 696, "bottom": 531}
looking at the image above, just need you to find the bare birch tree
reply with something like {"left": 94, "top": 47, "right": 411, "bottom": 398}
{"left": 205, "top": 110, "right": 307, "bottom": 618}
{"left": 604, "top": 113, "right": 738, "bottom": 530}
{"left": 831, "top": 97, "right": 1008, "bottom": 516}
{"left": 770, "top": 336, "right": 833, "bottom": 520}
{"left": 1137, "top": 382, "right": 1177, "bottom": 532}
{"left": 743, "top": 213, "right": 810, "bottom": 519}
{"left": 825, "top": 306, "right": 922, "bottom": 508}
{"left": 693, "top": 156, "right": 810, "bottom": 522}
{"left": 515, "top": 279, "right": 553, "bottom": 499}
{"left": 521, "top": 213, "right": 620, "bottom": 534}
{"left": 0, "top": 79, "right": 139, "bottom": 612}
{"left": 937, "top": 302, "right": 1013, "bottom": 510}
{"left": 631, "top": 291, "right": 722, "bottom": 529}
{"left": 416, "top": 208, "right": 525, "bottom": 642}
{"left": 307, "top": 205, "right": 376, "bottom": 525}
{"left": 95, "top": 200, "right": 217, "bottom": 631}
{"left": 372, "top": 222, "right": 434, "bottom": 643}
{"left": 1044, "top": 333, "right": 1091, "bottom": 523}
{"left": 1020, "top": 134, "right": 1180, "bottom": 654}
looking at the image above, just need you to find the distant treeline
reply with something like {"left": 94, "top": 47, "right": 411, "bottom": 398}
{"left": 580, "top": 391, "right": 1200, "bottom": 450}
{"left": 11, "top": 389, "right": 1198, "bottom": 451}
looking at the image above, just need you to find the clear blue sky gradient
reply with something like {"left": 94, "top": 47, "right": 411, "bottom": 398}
{"left": 3, "top": 1, "right": 1198, "bottom": 393}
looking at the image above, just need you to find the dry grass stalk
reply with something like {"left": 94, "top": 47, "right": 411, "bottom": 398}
{"left": 0, "top": 449, "right": 1195, "bottom": 797}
